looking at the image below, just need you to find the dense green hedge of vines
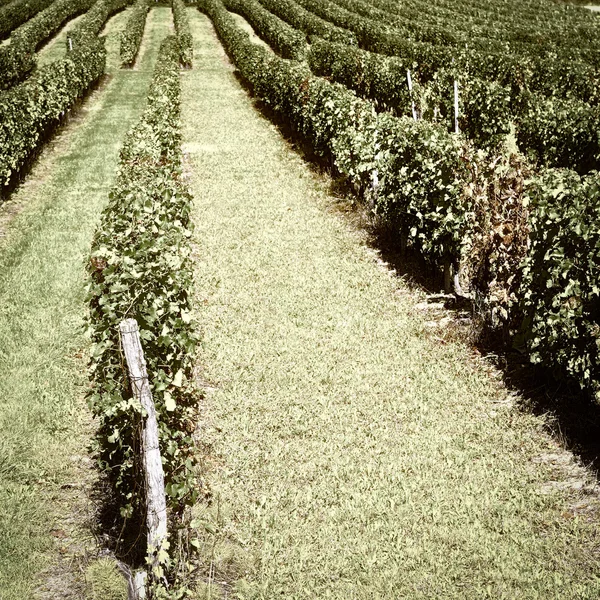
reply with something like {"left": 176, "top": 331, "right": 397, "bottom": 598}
{"left": 0, "top": 0, "right": 54, "bottom": 39}
{"left": 0, "top": 37, "right": 106, "bottom": 194}
{"left": 230, "top": 0, "right": 599, "bottom": 173}
{"left": 120, "top": 0, "right": 149, "bottom": 66}
{"left": 256, "top": 0, "right": 357, "bottom": 45}
{"left": 306, "top": 38, "right": 600, "bottom": 170}
{"left": 516, "top": 92, "right": 600, "bottom": 174}
{"left": 0, "top": 0, "right": 132, "bottom": 194}
{"left": 0, "top": 0, "right": 96, "bottom": 91}
{"left": 69, "top": 0, "right": 133, "bottom": 47}
{"left": 293, "top": 0, "right": 600, "bottom": 106}
{"left": 335, "top": 0, "right": 600, "bottom": 58}
{"left": 366, "top": 0, "right": 600, "bottom": 58}
{"left": 307, "top": 38, "right": 512, "bottom": 149}
{"left": 239, "top": 0, "right": 599, "bottom": 172}
{"left": 307, "top": 38, "right": 420, "bottom": 119}
{"left": 517, "top": 170, "right": 600, "bottom": 399}
{"left": 173, "top": 0, "right": 193, "bottom": 67}
{"left": 88, "top": 35, "right": 199, "bottom": 538}
{"left": 225, "top": 0, "right": 307, "bottom": 60}
{"left": 225, "top": 0, "right": 599, "bottom": 173}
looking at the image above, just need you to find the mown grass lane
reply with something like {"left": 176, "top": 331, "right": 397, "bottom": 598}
{"left": 183, "top": 9, "right": 600, "bottom": 599}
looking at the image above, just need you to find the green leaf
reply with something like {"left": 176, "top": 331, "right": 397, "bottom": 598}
{"left": 164, "top": 391, "right": 176, "bottom": 412}
{"left": 172, "top": 369, "right": 183, "bottom": 387}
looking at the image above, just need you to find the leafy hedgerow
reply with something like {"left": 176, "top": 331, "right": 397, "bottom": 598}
{"left": 308, "top": 41, "right": 513, "bottom": 148}
{"left": 337, "top": 0, "right": 600, "bottom": 61}
{"left": 172, "top": 0, "right": 193, "bottom": 67}
{"left": 314, "top": 45, "right": 597, "bottom": 168}
{"left": 0, "top": 0, "right": 96, "bottom": 91}
{"left": 307, "top": 0, "right": 600, "bottom": 94}
{"left": 293, "top": 0, "right": 600, "bottom": 115}
{"left": 88, "top": 35, "right": 199, "bottom": 539}
{"left": 515, "top": 91, "right": 600, "bottom": 175}
{"left": 307, "top": 39, "right": 420, "bottom": 119}
{"left": 516, "top": 170, "right": 600, "bottom": 399}
{"left": 120, "top": 0, "right": 149, "bottom": 67}
{"left": 225, "top": 0, "right": 307, "bottom": 60}
{"left": 458, "top": 76, "right": 513, "bottom": 149}
{"left": 367, "top": 0, "right": 599, "bottom": 53}
{"left": 307, "top": 38, "right": 600, "bottom": 165}
{"left": 0, "top": 0, "right": 132, "bottom": 194}
{"left": 256, "top": 0, "right": 357, "bottom": 45}
{"left": 331, "top": 0, "right": 464, "bottom": 47}
{"left": 0, "top": 37, "right": 107, "bottom": 193}
{"left": 0, "top": 38, "right": 35, "bottom": 92}
{"left": 70, "top": 0, "right": 133, "bottom": 48}
{"left": 0, "top": 0, "right": 54, "bottom": 39}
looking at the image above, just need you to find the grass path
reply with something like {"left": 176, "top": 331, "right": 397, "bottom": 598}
{"left": 182, "top": 10, "right": 600, "bottom": 599}
{"left": 0, "top": 8, "right": 172, "bottom": 599}
{"left": 36, "top": 12, "right": 87, "bottom": 66}
{"left": 228, "top": 11, "right": 272, "bottom": 50}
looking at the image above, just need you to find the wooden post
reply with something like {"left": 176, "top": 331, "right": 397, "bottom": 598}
{"left": 119, "top": 319, "right": 168, "bottom": 591}
{"left": 454, "top": 80, "right": 459, "bottom": 134}
{"left": 406, "top": 70, "right": 418, "bottom": 121}
{"left": 444, "top": 261, "right": 452, "bottom": 294}
{"left": 133, "top": 572, "right": 147, "bottom": 599}
{"left": 400, "top": 229, "right": 408, "bottom": 258}
{"left": 68, "top": 37, "right": 72, "bottom": 51}
{"left": 370, "top": 168, "right": 379, "bottom": 209}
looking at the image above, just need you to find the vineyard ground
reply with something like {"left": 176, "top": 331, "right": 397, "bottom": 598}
{"left": 183, "top": 8, "right": 600, "bottom": 599}
{"left": 1, "top": 3, "right": 600, "bottom": 598}
{"left": 0, "top": 7, "right": 171, "bottom": 599}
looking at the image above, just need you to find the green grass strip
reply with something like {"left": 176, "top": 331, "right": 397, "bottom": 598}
{"left": 36, "top": 12, "right": 88, "bottom": 67}
{"left": 0, "top": 8, "right": 173, "bottom": 598}
{"left": 182, "top": 10, "right": 600, "bottom": 599}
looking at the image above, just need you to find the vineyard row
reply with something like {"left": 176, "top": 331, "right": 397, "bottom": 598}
{"left": 223, "top": 0, "right": 599, "bottom": 174}
{"left": 88, "top": 29, "right": 198, "bottom": 592}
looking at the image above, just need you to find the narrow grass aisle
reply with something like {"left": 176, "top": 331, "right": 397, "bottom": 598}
{"left": 183, "top": 11, "right": 600, "bottom": 599}
{"left": 0, "top": 8, "right": 172, "bottom": 599}
{"left": 36, "top": 12, "right": 86, "bottom": 66}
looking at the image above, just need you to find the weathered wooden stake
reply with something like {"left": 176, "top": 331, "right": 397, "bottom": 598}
{"left": 400, "top": 229, "right": 408, "bottom": 258}
{"left": 406, "top": 70, "right": 418, "bottom": 121}
{"left": 454, "top": 80, "right": 459, "bottom": 134}
{"left": 453, "top": 262, "right": 470, "bottom": 298}
{"left": 119, "top": 318, "right": 168, "bottom": 594}
{"left": 444, "top": 261, "right": 452, "bottom": 294}
{"left": 133, "top": 572, "right": 147, "bottom": 599}
{"left": 369, "top": 168, "right": 379, "bottom": 209}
